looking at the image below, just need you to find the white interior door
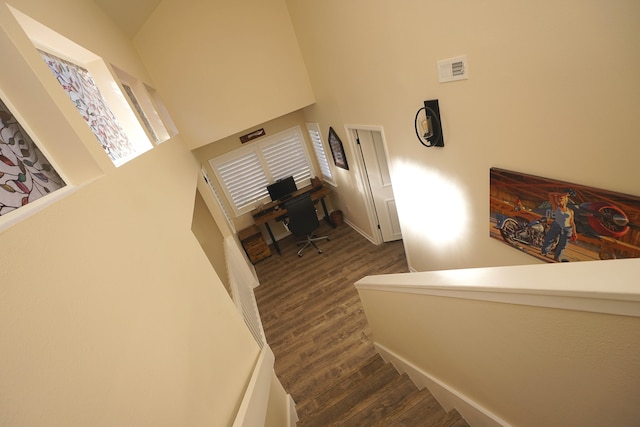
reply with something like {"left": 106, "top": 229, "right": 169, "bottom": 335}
{"left": 356, "top": 129, "right": 402, "bottom": 242}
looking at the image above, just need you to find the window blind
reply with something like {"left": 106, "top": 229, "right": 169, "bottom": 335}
{"left": 216, "top": 151, "right": 269, "bottom": 213}
{"left": 209, "top": 126, "right": 316, "bottom": 216}
{"left": 201, "top": 167, "right": 236, "bottom": 233}
{"left": 306, "top": 123, "right": 334, "bottom": 184}
{"left": 262, "top": 132, "right": 311, "bottom": 184}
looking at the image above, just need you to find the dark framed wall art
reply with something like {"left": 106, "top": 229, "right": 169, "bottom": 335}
{"left": 328, "top": 127, "right": 348, "bottom": 170}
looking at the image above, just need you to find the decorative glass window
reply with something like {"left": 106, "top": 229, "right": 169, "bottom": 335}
{"left": 39, "top": 50, "right": 150, "bottom": 166}
{"left": 209, "top": 126, "right": 316, "bottom": 216}
{"left": 0, "top": 99, "right": 66, "bottom": 216}
{"left": 306, "top": 123, "right": 335, "bottom": 185}
{"left": 111, "top": 64, "right": 175, "bottom": 144}
{"left": 144, "top": 84, "right": 179, "bottom": 139}
{"left": 122, "top": 83, "right": 158, "bottom": 143}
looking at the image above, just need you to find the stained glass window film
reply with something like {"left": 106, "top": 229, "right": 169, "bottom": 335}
{"left": 39, "top": 50, "right": 139, "bottom": 165}
{"left": 0, "top": 99, "right": 66, "bottom": 216}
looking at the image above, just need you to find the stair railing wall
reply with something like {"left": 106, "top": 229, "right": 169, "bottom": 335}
{"left": 225, "top": 235, "right": 298, "bottom": 426}
{"left": 225, "top": 235, "right": 266, "bottom": 348}
{"left": 356, "top": 258, "right": 640, "bottom": 427}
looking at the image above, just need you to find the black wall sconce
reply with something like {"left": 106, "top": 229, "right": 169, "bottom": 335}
{"left": 414, "top": 99, "right": 444, "bottom": 147}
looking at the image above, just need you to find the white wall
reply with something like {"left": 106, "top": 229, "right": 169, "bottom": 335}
{"left": 0, "top": 1, "right": 261, "bottom": 425}
{"left": 286, "top": 0, "right": 640, "bottom": 271}
{"left": 357, "top": 258, "right": 640, "bottom": 426}
{"left": 133, "top": 0, "right": 315, "bottom": 150}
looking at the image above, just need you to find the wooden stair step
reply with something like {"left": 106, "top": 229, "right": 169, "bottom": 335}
{"left": 440, "top": 409, "right": 470, "bottom": 427}
{"left": 296, "top": 354, "right": 386, "bottom": 418}
{"left": 370, "top": 386, "right": 437, "bottom": 426}
{"left": 338, "top": 372, "right": 422, "bottom": 426}
{"left": 299, "top": 357, "right": 403, "bottom": 426}
{"left": 381, "top": 391, "right": 447, "bottom": 426}
{"left": 281, "top": 336, "right": 377, "bottom": 404}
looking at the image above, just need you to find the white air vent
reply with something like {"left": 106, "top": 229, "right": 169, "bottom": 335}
{"left": 437, "top": 55, "right": 468, "bottom": 83}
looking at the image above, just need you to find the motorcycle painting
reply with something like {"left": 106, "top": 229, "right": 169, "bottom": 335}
{"left": 490, "top": 168, "right": 640, "bottom": 263}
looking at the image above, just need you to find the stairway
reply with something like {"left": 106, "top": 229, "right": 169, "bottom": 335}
{"left": 295, "top": 354, "right": 469, "bottom": 426}
{"left": 253, "top": 224, "right": 469, "bottom": 426}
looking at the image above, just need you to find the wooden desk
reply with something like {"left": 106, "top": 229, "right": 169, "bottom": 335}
{"left": 250, "top": 184, "right": 333, "bottom": 254}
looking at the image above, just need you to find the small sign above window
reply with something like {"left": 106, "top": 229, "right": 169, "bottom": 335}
{"left": 240, "top": 128, "right": 265, "bottom": 144}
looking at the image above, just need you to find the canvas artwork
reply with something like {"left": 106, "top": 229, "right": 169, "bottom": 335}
{"left": 490, "top": 168, "right": 640, "bottom": 263}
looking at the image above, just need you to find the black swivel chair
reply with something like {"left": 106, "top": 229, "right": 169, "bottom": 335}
{"left": 284, "top": 193, "right": 330, "bottom": 257}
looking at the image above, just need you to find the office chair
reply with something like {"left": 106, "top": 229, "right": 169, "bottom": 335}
{"left": 284, "top": 193, "right": 330, "bottom": 257}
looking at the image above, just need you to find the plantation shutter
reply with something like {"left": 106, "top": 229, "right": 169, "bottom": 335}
{"left": 262, "top": 129, "right": 312, "bottom": 186}
{"left": 306, "top": 123, "right": 334, "bottom": 184}
{"left": 209, "top": 126, "right": 316, "bottom": 216}
{"left": 215, "top": 151, "right": 269, "bottom": 213}
{"left": 201, "top": 167, "right": 236, "bottom": 233}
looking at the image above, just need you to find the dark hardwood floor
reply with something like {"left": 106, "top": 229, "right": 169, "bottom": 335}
{"left": 253, "top": 222, "right": 469, "bottom": 426}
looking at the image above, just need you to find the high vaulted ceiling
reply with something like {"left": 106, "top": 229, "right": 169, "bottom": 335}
{"left": 93, "top": 0, "right": 162, "bottom": 38}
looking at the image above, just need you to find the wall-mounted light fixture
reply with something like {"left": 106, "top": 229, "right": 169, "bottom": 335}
{"left": 414, "top": 99, "right": 444, "bottom": 148}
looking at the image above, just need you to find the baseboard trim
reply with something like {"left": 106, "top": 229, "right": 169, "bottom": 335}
{"left": 287, "top": 394, "right": 298, "bottom": 427}
{"left": 374, "top": 342, "right": 510, "bottom": 427}
{"left": 343, "top": 218, "right": 378, "bottom": 245}
{"left": 232, "top": 346, "right": 274, "bottom": 427}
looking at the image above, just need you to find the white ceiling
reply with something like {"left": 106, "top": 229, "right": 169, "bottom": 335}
{"left": 93, "top": 0, "right": 162, "bottom": 38}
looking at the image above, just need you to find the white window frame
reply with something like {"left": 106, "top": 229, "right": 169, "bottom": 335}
{"left": 306, "top": 123, "right": 336, "bottom": 186}
{"left": 209, "top": 126, "right": 316, "bottom": 216}
{"left": 13, "top": 8, "right": 153, "bottom": 167}
{"left": 112, "top": 65, "right": 176, "bottom": 145}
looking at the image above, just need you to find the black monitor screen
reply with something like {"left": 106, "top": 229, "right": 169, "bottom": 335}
{"left": 267, "top": 176, "right": 297, "bottom": 201}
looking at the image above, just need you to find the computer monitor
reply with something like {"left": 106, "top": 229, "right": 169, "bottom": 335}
{"left": 267, "top": 176, "right": 297, "bottom": 201}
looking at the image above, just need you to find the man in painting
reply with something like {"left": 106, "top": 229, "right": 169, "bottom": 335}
{"left": 541, "top": 191, "right": 577, "bottom": 262}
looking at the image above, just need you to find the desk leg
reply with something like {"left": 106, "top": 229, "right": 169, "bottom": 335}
{"left": 321, "top": 198, "right": 335, "bottom": 227}
{"left": 264, "top": 222, "right": 281, "bottom": 254}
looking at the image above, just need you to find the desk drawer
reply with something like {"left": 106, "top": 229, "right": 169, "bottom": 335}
{"left": 239, "top": 226, "right": 271, "bottom": 264}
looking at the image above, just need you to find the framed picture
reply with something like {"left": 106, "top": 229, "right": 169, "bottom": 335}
{"left": 328, "top": 127, "right": 348, "bottom": 170}
{"left": 490, "top": 167, "right": 640, "bottom": 263}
